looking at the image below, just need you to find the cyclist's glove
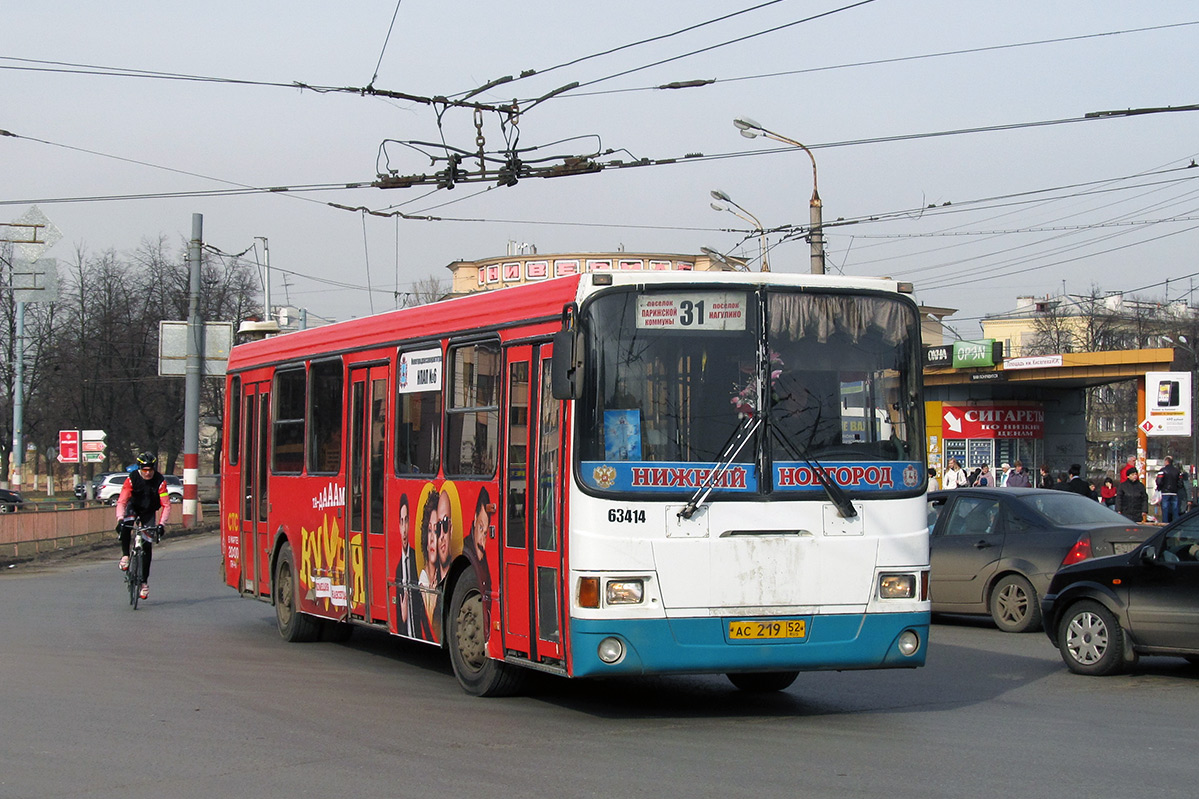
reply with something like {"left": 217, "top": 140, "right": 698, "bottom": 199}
{"left": 156, "top": 524, "right": 166, "bottom": 542}
{"left": 116, "top": 520, "right": 130, "bottom": 533}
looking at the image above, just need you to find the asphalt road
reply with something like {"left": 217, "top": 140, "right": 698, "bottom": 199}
{"left": 2, "top": 533, "right": 1196, "bottom": 799}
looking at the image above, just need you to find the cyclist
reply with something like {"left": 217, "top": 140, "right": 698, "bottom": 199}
{"left": 115, "top": 452, "right": 171, "bottom": 600}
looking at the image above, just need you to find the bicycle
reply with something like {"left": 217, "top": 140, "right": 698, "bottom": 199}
{"left": 120, "top": 519, "right": 162, "bottom": 610}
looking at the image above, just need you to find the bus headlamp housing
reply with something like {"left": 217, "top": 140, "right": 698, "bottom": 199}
{"left": 879, "top": 573, "right": 916, "bottom": 599}
{"left": 606, "top": 579, "right": 644, "bottom": 605}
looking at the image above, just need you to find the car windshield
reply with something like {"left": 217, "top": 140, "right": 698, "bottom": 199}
{"left": 1024, "top": 492, "right": 1130, "bottom": 525}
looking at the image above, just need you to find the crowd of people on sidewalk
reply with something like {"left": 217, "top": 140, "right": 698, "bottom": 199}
{"left": 930, "top": 453, "right": 1195, "bottom": 525}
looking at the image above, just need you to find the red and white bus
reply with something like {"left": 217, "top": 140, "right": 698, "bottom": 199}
{"left": 220, "top": 270, "right": 930, "bottom": 695}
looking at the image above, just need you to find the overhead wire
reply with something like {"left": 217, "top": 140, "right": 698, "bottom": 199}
{"left": 452, "top": 0, "right": 794, "bottom": 97}
{"left": 368, "top": 0, "right": 405, "bottom": 89}
{"left": 521, "top": 0, "right": 879, "bottom": 109}
{"left": 541, "top": 21, "right": 1199, "bottom": 101}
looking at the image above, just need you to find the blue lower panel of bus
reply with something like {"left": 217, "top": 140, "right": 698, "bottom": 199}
{"left": 568, "top": 611, "right": 929, "bottom": 678}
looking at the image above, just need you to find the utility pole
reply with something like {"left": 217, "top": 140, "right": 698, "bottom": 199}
{"left": 182, "top": 214, "right": 202, "bottom": 528}
{"left": 3, "top": 207, "right": 60, "bottom": 490}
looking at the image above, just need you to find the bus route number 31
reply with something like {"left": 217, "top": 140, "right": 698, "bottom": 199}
{"left": 608, "top": 508, "right": 646, "bottom": 524}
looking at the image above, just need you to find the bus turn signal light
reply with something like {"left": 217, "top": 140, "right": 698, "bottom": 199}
{"left": 578, "top": 577, "right": 600, "bottom": 608}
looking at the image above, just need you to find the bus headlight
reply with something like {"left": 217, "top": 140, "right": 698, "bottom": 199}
{"left": 606, "top": 579, "right": 644, "bottom": 605}
{"left": 879, "top": 573, "right": 916, "bottom": 599}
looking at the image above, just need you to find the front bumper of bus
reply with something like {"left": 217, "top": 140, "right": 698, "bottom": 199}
{"left": 567, "top": 611, "right": 929, "bottom": 678}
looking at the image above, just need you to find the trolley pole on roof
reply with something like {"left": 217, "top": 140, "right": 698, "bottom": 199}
{"left": 182, "top": 213, "right": 202, "bottom": 529}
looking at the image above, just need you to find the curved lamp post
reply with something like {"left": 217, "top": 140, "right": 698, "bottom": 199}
{"left": 734, "top": 116, "right": 824, "bottom": 275}
{"left": 709, "top": 189, "right": 769, "bottom": 272}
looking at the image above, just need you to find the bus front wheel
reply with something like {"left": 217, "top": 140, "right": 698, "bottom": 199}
{"left": 448, "top": 568, "right": 524, "bottom": 697}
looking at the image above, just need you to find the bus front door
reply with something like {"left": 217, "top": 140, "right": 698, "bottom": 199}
{"left": 240, "top": 381, "right": 270, "bottom": 599}
{"left": 502, "top": 345, "right": 565, "bottom": 665}
{"left": 347, "top": 365, "right": 391, "bottom": 625}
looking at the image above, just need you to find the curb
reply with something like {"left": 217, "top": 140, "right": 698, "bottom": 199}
{"left": 2, "top": 521, "right": 221, "bottom": 572}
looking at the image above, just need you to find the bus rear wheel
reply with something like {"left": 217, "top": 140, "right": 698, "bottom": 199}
{"left": 448, "top": 568, "right": 524, "bottom": 697}
{"left": 275, "top": 543, "right": 321, "bottom": 643}
{"left": 726, "top": 671, "right": 799, "bottom": 692}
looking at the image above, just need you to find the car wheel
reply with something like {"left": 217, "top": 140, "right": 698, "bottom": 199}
{"left": 726, "top": 671, "right": 799, "bottom": 692}
{"left": 989, "top": 574, "right": 1042, "bottom": 633}
{"left": 1058, "top": 600, "right": 1126, "bottom": 676}
{"left": 0, "top": 503, "right": 11, "bottom": 514}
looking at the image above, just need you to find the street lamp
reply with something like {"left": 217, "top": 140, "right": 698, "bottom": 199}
{"left": 733, "top": 116, "right": 824, "bottom": 275}
{"left": 699, "top": 246, "right": 748, "bottom": 272}
{"left": 709, "top": 189, "right": 769, "bottom": 272}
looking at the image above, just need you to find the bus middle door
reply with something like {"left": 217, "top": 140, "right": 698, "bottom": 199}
{"left": 347, "top": 365, "right": 391, "bottom": 624}
{"left": 502, "top": 344, "right": 565, "bottom": 665}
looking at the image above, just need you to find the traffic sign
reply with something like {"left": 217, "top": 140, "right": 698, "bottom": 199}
{"left": 58, "top": 430, "right": 80, "bottom": 463}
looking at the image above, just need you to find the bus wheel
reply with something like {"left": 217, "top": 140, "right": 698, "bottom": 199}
{"left": 448, "top": 568, "right": 524, "bottom": 697}
{"left": 275, "top": 543, "right": 321, "bottom": 643}
{"left": 726, "top": 671, "right": 799, "bottom": 692}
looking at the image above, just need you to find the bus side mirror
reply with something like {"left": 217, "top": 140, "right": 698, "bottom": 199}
{"left": 551, "top": 328, "right": 580, "bottom": 400}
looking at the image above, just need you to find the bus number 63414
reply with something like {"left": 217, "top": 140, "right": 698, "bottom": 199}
{"left": 608, "top": 508, "right": 646, "bottom": 524}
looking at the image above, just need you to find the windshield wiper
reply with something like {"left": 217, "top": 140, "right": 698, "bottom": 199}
{"left": 771, "top": 418, "right": 858, "bottom": 519}
{"left": 677, "top": 414, "right": 761, "bottom": 520}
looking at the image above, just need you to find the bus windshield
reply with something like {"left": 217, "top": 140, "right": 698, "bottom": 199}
{"left": 577, "top": 287, "right": 924, "bottom": 497}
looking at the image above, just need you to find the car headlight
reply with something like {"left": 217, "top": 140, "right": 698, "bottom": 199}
{"left": 879, "top": 573, "right": 916, "bottom": 599}
{"left": 606, "top": 579, "right": 644, "bottom": 605}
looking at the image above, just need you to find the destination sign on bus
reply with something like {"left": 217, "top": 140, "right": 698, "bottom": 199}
{"left": 635, "top": 293, "right": 747, "bottom": 330}
{"left": 397, "top": 348, "right": 442, "bottom": 394}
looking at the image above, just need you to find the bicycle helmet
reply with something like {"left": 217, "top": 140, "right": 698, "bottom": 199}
{"left": 135, "top": 452, "right": 157, "bottom": 469}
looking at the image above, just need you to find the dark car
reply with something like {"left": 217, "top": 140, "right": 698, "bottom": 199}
{"left": 927, "top": 488, "right": 1155, "bottom": 632}
{"left": 1042, "top": 510, "right": 1199, "bottom": 675}
{"left": 0, "top": 488, "right": 23, "bottom": 512}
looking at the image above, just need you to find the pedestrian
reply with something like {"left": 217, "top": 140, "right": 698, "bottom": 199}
{"left": 1099, "top": 476, "right": 1117, "bottom": 508}
{"left": 1038, "top": 465, "right": 1054, "bottom": 489}
{"left": 1060, "top": 464, "right": 1095, "bottom": 499}
{"left": 975, "top": 464, "right": 994, "bottom": 487}
{"left": 1116, "top": 468, "right": 1149, "bottom": 523}
{"left": 1156, "top": 455, "right": 1183, "bottom": 524}
{"left": 928, "top": 467, "right": 939, "bottom": 491}
{"left": 1005, "top": 460, "right": 1032, "bottom": 488}
{"left": 1119, "top": 454, "right": 1138, "bottom": 483}
{"left": 942, "top": 457, "right": 968, "bottom": 489}
{"left": 997, "top": 463, "right": 1011, "bottom": 487}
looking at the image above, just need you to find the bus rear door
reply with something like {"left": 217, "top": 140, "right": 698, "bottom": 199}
{"left": 240, "top": 380, "right": 270, "bottom": 599}
{"left": 502, "top": 344, "right": 565, "bottom": 665}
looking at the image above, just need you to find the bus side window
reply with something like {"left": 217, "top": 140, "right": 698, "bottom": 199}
{"left": 308, "top": 360, "right": 343, "bottom": 474}
{"left": 273, "top": 367, "right": 306, "bottom": 473}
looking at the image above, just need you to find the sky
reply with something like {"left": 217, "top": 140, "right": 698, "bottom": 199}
{"left": 3, "top": 1, "right": 1198, "bottom": 336}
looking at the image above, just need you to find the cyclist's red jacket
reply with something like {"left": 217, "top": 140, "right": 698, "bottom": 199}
{"left": 115, "top": 471, "right": 171, "bottom": 525}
